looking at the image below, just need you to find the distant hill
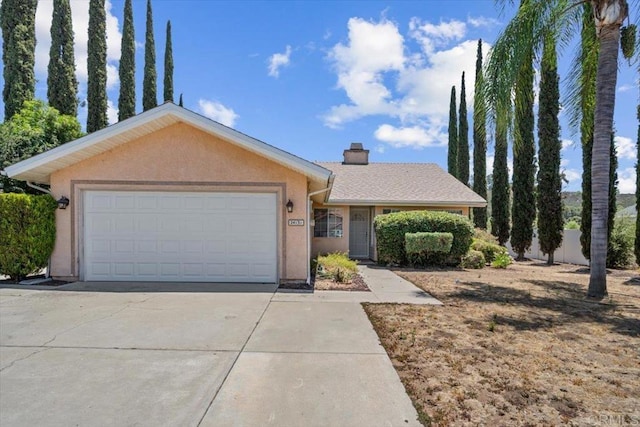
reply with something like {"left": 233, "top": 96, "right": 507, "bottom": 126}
{"left": 563, "top": 191, "right": 635, "bottom": 211}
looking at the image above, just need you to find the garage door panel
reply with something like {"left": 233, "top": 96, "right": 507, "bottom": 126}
{"left": 84, "top": 191, "right": 277, "bottom": 282}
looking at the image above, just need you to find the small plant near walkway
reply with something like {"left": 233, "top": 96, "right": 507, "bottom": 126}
{"left": 316, "top": 252, "right": 357, "bottom": 283}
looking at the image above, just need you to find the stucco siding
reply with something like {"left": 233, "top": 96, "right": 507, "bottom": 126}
{"left": 49, "top": 123, "right": 308, "bottom": 282}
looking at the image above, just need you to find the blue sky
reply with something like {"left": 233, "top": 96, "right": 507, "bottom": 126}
{"left": 6, "top": 0, "right": 640, "bottom": 192}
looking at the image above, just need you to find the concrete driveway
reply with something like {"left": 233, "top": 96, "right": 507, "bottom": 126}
{"left": 0, "top": 281, "right": 420, "bottom": 427}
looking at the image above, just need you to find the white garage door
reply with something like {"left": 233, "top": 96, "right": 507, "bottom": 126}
{"left": 83, "top": 191, "right": 277, "bottom": 282}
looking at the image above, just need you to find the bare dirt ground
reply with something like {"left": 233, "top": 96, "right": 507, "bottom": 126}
{"left": 363, "top": 261, "right": 640, "bottom": 426}
{"left": 313, "top": 273, "right": 370, "bottom": 291}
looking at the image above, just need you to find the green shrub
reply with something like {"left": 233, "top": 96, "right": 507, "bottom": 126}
{"left": 0, "top": 194, "right": 57, "bottom": 281}
{"left": 405, "top": 232, "right": 454, "bottom": 266}
{"left": 473, "top": 228, "right": 498, "bottom": 244}
{"left": 375, "top": 211, "right": 474, "bottom": 266}
{"left": 491, "top": 252, "right": 512, "bottom": 269}
{"left": 471, "top": 239, "right": 508, "bottom": 263}
{"left": 316, "top": 252, "right": 358, "bottom": 283}
{"left": 564, "top": 220, "right": 580, "bottom": 230}
{"left": 607, "top": 218, "right": 635, "bottom": 269}
{"left": 460, "top": 249, "right": 486, "bottom": 269}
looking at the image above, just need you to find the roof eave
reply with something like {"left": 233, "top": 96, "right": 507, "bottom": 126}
{"left": 323, "top": 199, "right": 487, "bottom": 207}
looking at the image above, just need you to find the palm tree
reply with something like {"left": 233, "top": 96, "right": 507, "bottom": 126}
{"left": 486, "top": 0, "right": 633, "bottom": 298}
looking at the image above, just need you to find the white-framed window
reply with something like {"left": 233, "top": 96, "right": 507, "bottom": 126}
{"left": 314, "top": 208, "right": 343, "bottom": 238}
{"left": 382, "top": 208, "right": 401, "bottom": 214}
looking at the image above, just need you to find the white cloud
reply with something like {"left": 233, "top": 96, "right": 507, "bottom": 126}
{"left": 324, "top": 16, "right": 489, "bottom": 150}
{"left": 106, "top": 100, "right": 118, "bottom": 124}
{"left": 198, "top": 99, "right": 238, "bottom": 127}
{"left": 35, "top": 0, "right": 123, "bottom": 92}
{"left": 618, "top": 167, "right": 636, "bottom": 194}
{"left": 563, "top": 169, "right": 582, "bottom": 186}
{"left": 561, "top": 139, "right": 574, "bottom": 151}
{"left": 374, "top": 124, "right": 446, "bottom": 148}
{"left": 374, "top": 144, "right": 386, "bottom": 154}
{"left": 614, "top": 135, "right": 636, "bottom": 160}
{"left": 467, "top": 16, "right": 501, "bottom": 28}
{"left": 618, "top": 83, "right": 637, "bottom": 93}
{"left": 267, "top": 45, "right": 292, "bottom": 78}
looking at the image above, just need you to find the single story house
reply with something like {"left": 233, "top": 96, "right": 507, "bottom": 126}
{"left": 5, "top": 103, "right": 485, "bottom": 285}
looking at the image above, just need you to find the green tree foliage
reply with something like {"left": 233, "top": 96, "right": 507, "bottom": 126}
{"left": 178, "top": 93, "right": 184, "bottom": 107}
{"left": 578, "top": 4, "right": 597, "bottom": 260}
{"left": 472, "top": 40, "right": 487, "bottom": 228}
{"left": 87, "top": 0, "right": 108, "bottom": 132}
{"left": 47, "top": 0, "right": 78, "bottom": 117}
{"left": 143, "top": 0, "right": 157, "bottom": 111}
{"left": 491, "top": 109, "right": 511, "bottom": 246}
{"left": 164, "top": 20, "right": 174, "bottom": 103}
{"left": 536, "top": 36, "right": 563, "bottom": 264}
{"left": 457, "top": 72, "right": 469, "bottom": 186}
{"left": 510, "top": 43, "right": 536, "bottom": 261}
{"left": 0, "top": 100, "right": 83, "bottom": 192}
{"left": 447, "top": 86, "right": 458, "bottom": 177}
{"left": 118, "top": 0, "right": 135, "bottom": 121}
{"left": 607, "top": 132, "right": 618, "bottom": 266}
{"left": 1, "top": 0, "right": 37, "bottom": 119}
{"left": 0, "top": 194, "right": 57, "bottom": 281}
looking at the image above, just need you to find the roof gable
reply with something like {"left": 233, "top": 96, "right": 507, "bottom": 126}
{"left": 5, "top": 103, "right": 332, "bottom": 185}
{"left": 315, "top": 162, "right": 486, "bottom": 207}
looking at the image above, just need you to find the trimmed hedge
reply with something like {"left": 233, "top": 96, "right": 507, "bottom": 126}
{"left": 375, "top": 211, "right": 474, "bottom": 266}
{"left": 461, "top": 249, "right": 486, "bottom": 269}
{"left": 0, "top": 194, "right": 57, "bottom": 281}
{"left": 405, "top": 232, "right": 453, "bottom": 254}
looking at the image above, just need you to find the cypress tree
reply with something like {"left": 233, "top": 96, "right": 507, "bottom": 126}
{"left": 447, "top": 86, "right": 458, "bottom": 177}
{"left": 457, "top": 72, "right": 469, "bottom": 186}
{"left": 472, "top": 40, "right": 487, "bottom": 228}
{"left": 536, "top": 36, "right": 563, "bottom": 264}
{"left": 178, "top": 93, "right": 184, "bottom": 107}
{"left": 86, "top": 0, "right": 108, "bottom": 132}
{"left": 511, "top": 45, "right": 536, "bottom": 261}
{"left": 579, "top": 5, "right": 597, "bottom": 260}
{"left": 47, "top": 0, "right": 78, "bottom": 117}
{"left": 118, "top": 0, "right": 135, "bottom": 121}
{"left": 491, "top": 109, "right": 511, "bottom": 245}
{"left": 143, "top": 0, "right": 157, "bottom": 111}
{"left": 1, "top": 0, "right": 37, "bottom": 119}
{"left": 606, "top": 131, "right": 618, "bottom": 267}
{"left": 163, "top": 20, "right": 174, "bottom": 103}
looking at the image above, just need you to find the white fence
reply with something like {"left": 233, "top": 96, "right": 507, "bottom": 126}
{"left": 506, "top": 229, "right": 589, "bottom": 266}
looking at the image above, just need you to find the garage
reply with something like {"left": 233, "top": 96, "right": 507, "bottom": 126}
{"left": 83, "top": 191, "right": 278, "bottom": 282}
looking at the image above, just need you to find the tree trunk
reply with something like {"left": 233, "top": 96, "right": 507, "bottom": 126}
{"left": 588, "top": 20, "right": 622, "bottom": 298}
{"left": 548, "top": 252, "right": 554, "bottom": 265}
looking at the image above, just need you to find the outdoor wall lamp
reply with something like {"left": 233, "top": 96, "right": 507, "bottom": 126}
{"left": 57, "top": 196, "right": 70, "bottom": 210}
{"left": 286, "top": 199, "right": 294, "bottom": 213}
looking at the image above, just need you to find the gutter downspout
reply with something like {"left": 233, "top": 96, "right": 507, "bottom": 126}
{"left": 307, "top": 175, "right": 334, "bottom": 284}
{"left": 26, "top": 182, "right": 53, "bottom": 278}
{"left": 26, "top": 181, "right": 52, "bottom": 195}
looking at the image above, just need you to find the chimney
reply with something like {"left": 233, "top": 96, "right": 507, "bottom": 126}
{"left": 343, "top": 143, "right": 369, "bottom": 165}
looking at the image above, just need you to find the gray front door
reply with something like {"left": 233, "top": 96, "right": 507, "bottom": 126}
{"left": 349, "top": 208, "right": 370, "bottom": 258}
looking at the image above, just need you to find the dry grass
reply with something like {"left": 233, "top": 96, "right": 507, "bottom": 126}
{"left": 363, "top": 261, "right": 640, "bottom": 426}
{"left": 313, "top": 273, "right": 370, "bottom": 291}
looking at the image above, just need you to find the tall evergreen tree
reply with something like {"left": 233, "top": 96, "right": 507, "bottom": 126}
{"left": 118, "top": 0, "right": 135, "bottom": 121}
{"left": 457, "top": 72, "right": 469, "bottom": 186}
{"left": 447, "top": 86, "right": 458, "bottom": 177}
{"left": 510, "top": 45, "right": 536, "bottom": 261}
{"left": 1, "top": 0, "right": 37, "bottom": 119}
{"left": 86, "top": 0, "right": 108, "bottom": 132}
{"left": 163, "top": 20, "right": 174, "bottom": 103}
{"left": 491, "top": 109, "right": 511, "bottom": 246}
{"left": 472, "top": 40, "right": 487, "bottom": 228}
{"left": 178, "top": 93, "right": 184, "bottom": 107}
{"left": 47, "top": 0, "right": 78, "bottom": 117}
{"left": 143, "top": 0, "right": 157, "bottom": 111}
{"left": 536, "top": 35, "right": 563, "bottom": 264}
{"left": 605, "top": 131, "right": 618, "bottom": 267}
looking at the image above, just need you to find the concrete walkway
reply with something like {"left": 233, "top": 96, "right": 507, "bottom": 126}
{"left": 274, "top": 264, "right": 442, "bottom": 305}
{"left": 0, "top": 267, "right": 431, "bottom": 427}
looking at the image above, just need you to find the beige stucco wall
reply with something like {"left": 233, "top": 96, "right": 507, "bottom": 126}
{"left": 49, "top": 122, "right": 309, "bottom": 282}
{"left": 311, "top": 204, "right": 472, "bottom": 260}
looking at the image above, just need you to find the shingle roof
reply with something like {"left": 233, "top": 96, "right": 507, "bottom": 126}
{"left": 315, "top": 162, "right": 486, "bottom": 206}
